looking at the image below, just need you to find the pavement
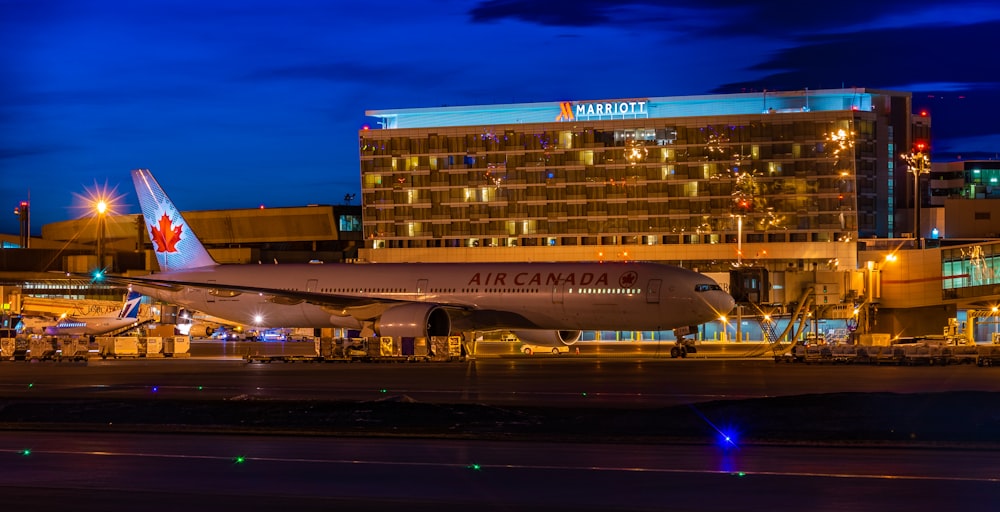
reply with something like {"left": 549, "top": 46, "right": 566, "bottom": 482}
{"left": 211, "top": 339, "right": 781, "bottom": 360}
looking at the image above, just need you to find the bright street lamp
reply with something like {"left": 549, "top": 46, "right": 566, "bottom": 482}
{"left": 74, "top": 181, "right": 124, "bottom": 272}
{"left": 901, "top": 143, "right": 930, "bottom": 239}
{"left": 94, "top": 198, "right": 111, "bottom": 269}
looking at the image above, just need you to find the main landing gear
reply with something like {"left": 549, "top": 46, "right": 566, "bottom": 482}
{"left": 670, "top": 337, "right": 697, "bottom": 358}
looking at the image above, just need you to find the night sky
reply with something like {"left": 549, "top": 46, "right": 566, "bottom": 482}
{"left": 3, "top": 0, "right": 999, "bottom": 235}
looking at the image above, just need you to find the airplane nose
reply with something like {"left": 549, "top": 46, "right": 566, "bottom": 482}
{"left": 702, "top": 291, "right": 734, "bottom": 317}
{"left": 694, "top": 291, "right": 735, "bottom": 324}
{"left": 717, "top": 293, "right": 736, "bottom": 314}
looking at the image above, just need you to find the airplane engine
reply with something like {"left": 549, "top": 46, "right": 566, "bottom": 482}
{"left": 187, "top": 325, "right": 215, "bottom": 338}
{"left": 512, "top": 329, "right": 582, "bottom": 346}
{"left": 376, "top": 303, "right": 451, "bottom": 339}
{"left": 175, "top": 323, "right": 214, "bottom": 337}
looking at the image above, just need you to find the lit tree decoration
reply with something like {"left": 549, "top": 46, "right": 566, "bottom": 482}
{"left": 731, "top": 170, "right": 758, "bottom": 214}
{"left": 730, "top": 169, "right": 760, "bottom": 267}
{"left": 705, "top": 126, "right": 750, "bottom": 176}
{"left": 481, "top": 128, "right": 499, "bottom": 143}
{"left": 625, "top": 137, "right": 648, "bottom": 166}
{"left": 537, "top": 132, "right": 551, "bottom": 149}
{"left": 484, "top": 162, "right": 507, "bottom": 191}
{"left": 824, "top": 128, "right": 855, "bottom": 159}
{"left": 359, "top": 135, "right": 377, "bottom": 153}
{"left": 755, "top": 207, "right": 786, "bottom": 232}
{"left": 705, "top": 130, "right": 729, "bottom": 159}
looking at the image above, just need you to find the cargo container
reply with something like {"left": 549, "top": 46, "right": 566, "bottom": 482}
{"left": 97, "top": 336, "right": 139, "bottom": 358}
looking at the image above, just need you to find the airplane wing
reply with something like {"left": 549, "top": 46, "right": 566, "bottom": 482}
{"left": 65, "top": 269, "right": 533, "bottom": 330}
{"left": 91, "top": 273, "right": 474, "bottom": 315}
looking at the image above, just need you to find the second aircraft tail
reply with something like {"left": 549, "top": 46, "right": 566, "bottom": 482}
{"left": 132, "top": 168, "right": 217, "bottom": 271}
{"left": 117, "top": 291, "right": 143, "bottom": 319}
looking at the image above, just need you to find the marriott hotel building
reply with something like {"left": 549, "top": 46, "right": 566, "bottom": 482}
{"left": 358, "top": 88, "right": 924, "bottom": 275}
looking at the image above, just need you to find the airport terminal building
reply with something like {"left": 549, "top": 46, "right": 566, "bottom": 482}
{"left": 358, "top": 88, "right": 923, "bottom": 276}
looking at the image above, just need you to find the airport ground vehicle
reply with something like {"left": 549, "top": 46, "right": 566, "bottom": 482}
{"left": 521, "top": 343, "right": 569, "bottom": 355}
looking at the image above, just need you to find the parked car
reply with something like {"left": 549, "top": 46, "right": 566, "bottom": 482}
{"left": 521, "top": 343, "right": 570, "bottom": 355}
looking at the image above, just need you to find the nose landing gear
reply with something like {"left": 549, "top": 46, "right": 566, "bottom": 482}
{"left": 670, "top": 337, "right": 697, "bottom": 358}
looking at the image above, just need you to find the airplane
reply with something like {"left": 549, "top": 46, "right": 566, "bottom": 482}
{"left": 19, "top": 291, "right": 144, "bottom": 337}
{"left": 115, "top": 168, "right": 734, "bottom": 346}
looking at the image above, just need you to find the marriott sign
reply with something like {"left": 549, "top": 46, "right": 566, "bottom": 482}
{"left": 556, "top": 100, "right": 649, "bottom": 121}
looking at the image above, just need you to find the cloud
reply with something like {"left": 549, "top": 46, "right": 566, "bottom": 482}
{"left": 469, "top": 0, "right": 616, "bottom": 26}
{"left": 888, "top": 83, "right": 990, "bottom": 94}
{"left": 730, "top": 20, "right": 1000, "bottom": 88}
{"left": 469, "top": 0, "right": 1000, "bottom": 34}
{"left": 711, "top": 19, "right": 1000, "bottom": 157}
{"left": 0, "top": 145, "right": 73, "bottom": 161}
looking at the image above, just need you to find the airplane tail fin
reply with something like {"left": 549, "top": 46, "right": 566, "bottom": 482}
{"left": 117, "top": 291, "right": 143, "bottom": 319}
{"left": 132, "top": 168, "right": 217, "bottom": 271}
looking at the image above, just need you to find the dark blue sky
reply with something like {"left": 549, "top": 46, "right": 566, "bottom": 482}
{"left": 3, "top": 0, "right": 999, "bottom": 234}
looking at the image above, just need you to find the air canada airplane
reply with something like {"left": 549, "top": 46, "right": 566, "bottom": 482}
{"left": 20, "top": 291, "right": 144, "bottom": 337}
{"left": 121, "top": 168, "right": 734, "bottom": 346}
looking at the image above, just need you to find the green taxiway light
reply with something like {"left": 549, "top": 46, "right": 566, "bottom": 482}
{"left": 21, "top": 449, "right": 31, "bottom": 456}
{"left": 234, "top": 456, "right": 246, "bottom": 464}
{"left": 467, "top": 463, "right": 482, "bottom": 471}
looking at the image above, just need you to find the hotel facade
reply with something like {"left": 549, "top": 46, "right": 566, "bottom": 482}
{"left": 358, "top": 89, "right": 920, "bottom": 277}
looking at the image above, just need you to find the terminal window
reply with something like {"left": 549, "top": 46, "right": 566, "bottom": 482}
{"left": 339, "top": 215, "right": 362, "bottom": 232}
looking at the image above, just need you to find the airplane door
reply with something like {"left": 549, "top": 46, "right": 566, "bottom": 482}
{"left": 417, "top": 279, "right": 428, "bottom": 299}
{"left": 646, "top": 279, "right": 662, "bottom": 304}
{"left": 206, "top": 280, "right": 216, "bottom": 303}
{"left": 552, "top": 282, "right": 565, "bottom": 304}
{"left": 306, "top": 279, "right": 318, "bottom": 292}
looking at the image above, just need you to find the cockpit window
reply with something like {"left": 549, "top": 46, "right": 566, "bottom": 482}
{"left": 695, "top": 283, "right": 722, "bottom": 292}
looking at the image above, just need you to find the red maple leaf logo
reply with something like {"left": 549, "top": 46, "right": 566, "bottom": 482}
{"left": 150, "top": 213, "right": 182, "bottom": 253}
{"left": 619, "top": 271, "right": 638, "bottom": 288}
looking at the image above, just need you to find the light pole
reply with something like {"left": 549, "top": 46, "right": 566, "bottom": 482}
{"left": 95, "top": 199, "right": 108, "bottom": 270}
{"left": 75, "top": 181, "right": 123, "bottom": 272}
{"left": 13, "top": 200, "right": 29, "bottom": 248}
{"left": 901, "top": 143, "right": 930, "bottom": 239}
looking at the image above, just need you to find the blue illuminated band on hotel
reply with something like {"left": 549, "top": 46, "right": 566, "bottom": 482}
{"left": 367, "top": 89, "right": 875, "bottom": 129}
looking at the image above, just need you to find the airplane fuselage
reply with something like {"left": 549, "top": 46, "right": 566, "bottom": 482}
{"left": 20, "top": 292, "right": 144, "bottom": 337}
{"left": 48, "top": 318, "right": 141, "bottom": 337}
{"left": 132, "top": 261, "right": 733, "bottom": 333}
